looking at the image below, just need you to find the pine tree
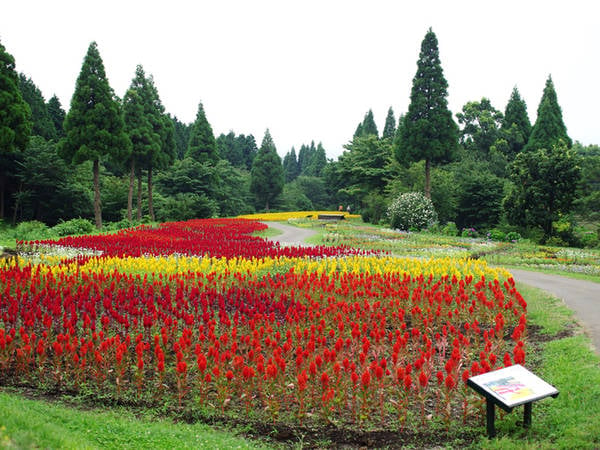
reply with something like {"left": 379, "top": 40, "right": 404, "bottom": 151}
{"left": 297, "top": 144, "right": 309, "bottom": 175}
{"left": 283, "top": 147, "right": 300, "bottom": 182}
{"left": 250, "top": 129, "right": 284, "bottom": 211}
{"left": 186, "top": 102, "right": 218, "bottom": 164}
{"left": 18, "top": 74, "right": 56, "bottom": 141}
{"left": 361, "top": 110, "right": 378, "bottom": 137}
{"left": 382, "top": 106, "right": 396, "bottom": 140}
{"left": 58, "top": 42, "right": 130, "bottom": 229}
{"left": 354, "top": 110, "right": 379, "bottom": 139}
{"left": 497, "top": 87, "right": 531, "bottom": 159}
{"left": 123, "top": 88, "right": 155, "bottom": 221}
{"left": 0, "top": 39, "right": 32, "bottom": 219}
{"left": 306, "top": 142, "right": 327, "bottom": 177}
{"left": 395, "top": 28, "right": 458, "bottom": 198}
{"left": 524, "top": 75, "right": 571, "bottom": 152}
{"left": 129, "top": 66, "right": 175, "bottom": 221}
{"left": 235, "top": 134, "right": 258, "bottom": 170}
{"left": 47, "top": 95, "right": 66, "bottom": 139}
{"left": 172, "top": 115, "right": 191, "bottom": 160}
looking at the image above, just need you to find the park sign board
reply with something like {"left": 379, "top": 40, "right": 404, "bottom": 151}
{"left": 467, "top": 364, "right": 559, "bottom": 438}
{"left": 468, "top": 364, "right": 558, "bottom": 409}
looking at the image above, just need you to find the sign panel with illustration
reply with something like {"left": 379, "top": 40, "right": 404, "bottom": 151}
{"left": 468, "top": 364, "right": 558, "bottom": 409}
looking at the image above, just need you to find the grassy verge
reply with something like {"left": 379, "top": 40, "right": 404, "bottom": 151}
{"left": 471, "top": 285, "right": 600, "bottom": 449}
{"left": 0, "top": 390, "right": 265, "bottom": 449}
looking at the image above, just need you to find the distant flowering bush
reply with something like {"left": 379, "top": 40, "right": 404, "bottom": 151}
{"left": 461, "top": 228, "right": 478, "bottom": 238}
{"left": 387, "top": 192, "right": 437, "bottom": 231}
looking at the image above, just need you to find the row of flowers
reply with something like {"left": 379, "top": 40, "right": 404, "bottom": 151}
{"left": 18, "top": 219, "right": 368, "bottom": 259}
{"left": 237, "top": 211, "right": 361, "bottom": 221}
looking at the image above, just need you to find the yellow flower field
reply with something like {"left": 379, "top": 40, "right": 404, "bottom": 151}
{"left": 237, "top": 211, "right": 361, "bottom": 221}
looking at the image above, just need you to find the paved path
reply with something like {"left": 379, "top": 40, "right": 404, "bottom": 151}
{"left": 264, "top": 222, "right": 600, "bottom": 353}
{"left": 265, "top": 222, "right": 318, "bottom": 246}
{"left": 508, "top": 269, "right": 600, "bottom": 352}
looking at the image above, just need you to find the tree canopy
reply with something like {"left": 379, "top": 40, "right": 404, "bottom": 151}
{"left": 250, "top": 129, "right": 284, "bottom": 211}
{"left": 524, "top": 75, "right": 571, "bottom": 152}
{"left": 0, "top": 39, "right": 32, "bottom": 219}
{"left": 186, "top": 102, "right": 218, "bottom": 164}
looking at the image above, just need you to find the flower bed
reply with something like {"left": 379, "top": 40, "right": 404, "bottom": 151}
{"left": 0, "top": 218, "right": 526, "bottom": 431}
{"left": 237, "top": 211, "right": 361, "bottom": 221}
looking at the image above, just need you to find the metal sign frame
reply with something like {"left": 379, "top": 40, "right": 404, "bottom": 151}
{"left": 467, "top": 364, "right": 559, "bottom": 438}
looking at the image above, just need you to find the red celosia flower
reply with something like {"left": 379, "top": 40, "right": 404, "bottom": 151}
{"left": 418, "top": 371, "right": 428, "bottom": 388}
{"left": 321, "top": 371, "right": 330, "bottom": 388}
{"left": 445, "top": 374, "right": 456, "bottom": 390}
{"left": 361, "top": 369, "right": 371, "bottom": 388}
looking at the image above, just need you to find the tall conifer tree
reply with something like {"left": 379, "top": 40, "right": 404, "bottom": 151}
{"left": 524, "top": 75, "right": 571, "bottom": 152}
{"left": 283, "top": 147, "right": 300, "bottom": 182}
{"left": 0, "top": 39, "right": 32, "bottom": 219}
{"left": 395, "top": 28, "right": 458, "bottom": 198}
{"left": 382, "top": 106, "right": 396, "bottom": 140}
{"left": 58, "top": 42, "right": 130, "bottom": 229}
{"left": 129, "top": 66, "right": 175, "bottom": 221}
{"left": 123, "top": 88, "right": 154, "bottom": 221}
{"left": 18, "top": 74, "right": 56, "bottom": 141}
{"left": 250, "top": 129, "right": 284, "bottom": 211}
{"left": 47, "top": 95, "right": 66, "bottom": 139}
{"left": 500, "top": 87, "right": 531, "bottom": 158}
{"left": 186, "top": 102, "right": 218, "bottom": 164}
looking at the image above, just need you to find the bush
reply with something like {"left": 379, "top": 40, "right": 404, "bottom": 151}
{"left": 361, "top": 192, "right": 388, "bottom": 225}
{"left": 461, "top": 228, "right": 478, "bottom": 238}
{"left": 387, "top": 192, "right": 437, "bottom": 231}
{"left": 14, "top": 221, "right": 53, "bottom": 240}
{"left": 51, "top": 218, "right": 95, "bottom": 237}
{"left": 487, "top": 228, "right": 506, "bottom": 241}
{"left": 577, "top": 231, "right": 599, "bottom": 248}
{"left": 441, "top": 222, "right": 458, "bottom": 236}
{"left": 504, "top": 231, "right": 522, "bottom": 242}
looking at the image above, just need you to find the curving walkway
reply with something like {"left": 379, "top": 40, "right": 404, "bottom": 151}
{"left": 264, "top": 222, "right": 318, "bottom": 247}
{"left": 508, "top": 269, "right": 600, "bottom": 353}
{"left": 264, "top": 222, "right": 600, "bottom": 353}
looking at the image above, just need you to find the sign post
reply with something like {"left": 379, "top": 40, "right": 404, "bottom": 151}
{"left": 467, "top": 364, "right": 559, "bottom": 438}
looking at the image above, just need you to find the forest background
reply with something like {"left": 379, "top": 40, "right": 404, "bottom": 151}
{"left": 1, "top": 30, "right": 598, "bottom": 248}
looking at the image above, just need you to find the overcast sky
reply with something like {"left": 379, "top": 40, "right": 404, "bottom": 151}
{"left": 1, "top": 0, "right": 598, "bottom": 159}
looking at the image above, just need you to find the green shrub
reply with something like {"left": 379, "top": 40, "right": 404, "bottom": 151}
{"left": 504, "top": 231, "right": 522, "bottom": 242}
{"left": 103, "top": 219, "right": 139, "bottom": 232}
{"left": 51, "top": 218, "right": 95, "bottom": 237}
{"left": 14, "top": 221, "right": 53, "bottom": 240}
{"left": 361, "top": 192, "right": 388, "bottom": 225}
{"left": 387, "top": 192, "right": 437, "bottom": 231}
{"left": 577, "top": 231, "right": 599, "bottom": 248}
{"left": 486, "top": 228, "right": 506, "bottom": 241}
{"left": 461, "top": 227, "right": 478, "bottom": 238}
{"left": 441, "top": 222, "right": 458, "bottom": 236}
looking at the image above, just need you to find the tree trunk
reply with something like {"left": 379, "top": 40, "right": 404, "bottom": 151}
{"left": 147, "top": 165, "right": 155, "bottom": 222}
{"left": 0, "top": 174, "right": 5, "bottom": 220}
{"left": 136, "top": 171, "right": 142, "bottom": 221}
{"left": 265, "top": 199, "right": 270, "bottom": 212}
{"left": 93, "top": 159, "right": 102, "bottom": 229}
{"left": 424, "top": 159, "right": 431, "bottom": 199}
{"left": 11, "top": 181, "right": 23, "bottom": 225}
{"left": 127, "top": 159, "right": 135, "bottom": 221}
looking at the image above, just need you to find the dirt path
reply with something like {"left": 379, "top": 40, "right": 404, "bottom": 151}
{"left": 264, "top": 222, "right": 600, "bottom": 353}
